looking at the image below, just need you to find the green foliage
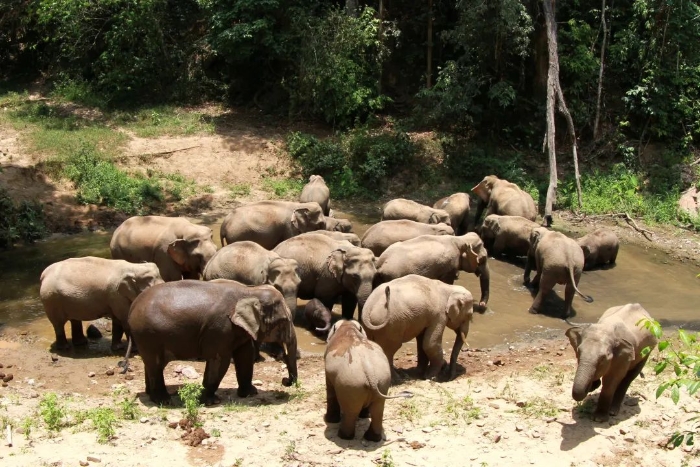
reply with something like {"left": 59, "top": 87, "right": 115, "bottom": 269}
{"left": 116, "top": 106, "right": 215, "bottom": 138}
{"left": 378, "top": 449, "right": 396, "bottom": 467}
{"left": 0, "top": 187, "right": 48, "bottom": 249}
{"left": 88, "top": 408, "right": 117, "bottom": 443}
{"left": 262, "top": 178, "right": 305, "bottom": 199}
{"left": 178, "top": 383, "right": 204, "bottom": 426}
{"left": 639, "top": 318, "right": 700, "bottom": 448}
{"left": 39, "top": 393, "right": 66, "bottom": 431}
{"left": 229, "top": 183, "right": 252, "bottom": 198}
{"left": 20, "top": 417, "right": 36, "bottom": 439}
{"left": 118, "top": 396, "right": 141, "bottom": 421}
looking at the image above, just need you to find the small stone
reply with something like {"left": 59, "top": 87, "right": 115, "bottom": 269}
{"left": 623, "top": 398, "right": 639, "bottom": 407}
{"left": 393, "top": 426, "right": 403, "bottom": 434}
{"left": 556, "top": 352, "right": 563, "bottom": 356}
{"left": 2, "top": 374, "right": 13, "bottom": 383}
{"left": 473, "top": 388, "right": 481, "bottom": 393}
{"left": 105, "top": 369, "right": 114, "bottom": 376}
{"left": 168, "top": 422, "right": 178, "bottom": 429}
{"left": 140, "top": 417, "right": 148, "bottom": 424}
{"left": 623, "top": 435, "right": 635, "bottom": 442}
{"left": 181, "top": 366, "right": 199, "bottom": 379}
{"left": 682, "top": 443, "right": 694, "bottom": 453}
{"left": 262, "top": 422, "right": 270, "bottom": 427}
{"left": 546, "top": 416, "right": 557, "bottom": 423}
{"left": 29, "top": 391, "right": 39, "bottom": 398}
{"left": 493, "top": 434, "right": 502, "bottom": 443}
{"left": 409, "top": 441, "right": 425, "bottom": 449}
{"left": 2, "top": 382, "right": 7, "bottom": 387}
{"left": 515, "top": 424, "right": 524, "bottom": 432}
{"left": 509, "top": 346, "right": 515, "bottom": 351}
{"left": 86, "top": 456, "right": 101, "bottom": 463}
{"left": 515, "top": 400, "right": 527, "bottom": 408}
{"left": 6, "top": 364, "right": 12, "bottom": 368}
{"left": 619, "top": 428, "right": 629, "bottom": 435}
{"left": 422, "top": 427, "right": 433, "bottom": 433}
{"left": 489, "top": 402, "right": 500, "bottom": 409}
{"left": 531, "top": 431, "right": 541, "bottom": 439}
{"left": 50, "top": 354, "right": 58, "bottom": 362}
{"left": 559, "top": 346, "right": 566, "bottom": 351}
{"left": 20, "top": 331, "right": 28, "bottom": 335}
{"left": 80, "top": 462, "right": 89, "bottom": 466}
{"left": 88, "top": 372, "right": 96, "bottom": 378}
{"left": 253, "top": 380, "right": 263, "bottom": 386}
{"left": 476, "top": 421, "right": 486, "bottom": 427}
{"left": 27, "top": 378, "right": 35, "bottom": 385}
{"left": 493, "top": 359, "right": 504, "bottom": 366}
{"left": 124, "top": 374, "right": 134, "bottom": 381}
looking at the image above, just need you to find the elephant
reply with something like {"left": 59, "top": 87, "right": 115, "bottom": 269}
{"left": 39, "top": 257, "right": 163, "bottom": 350}
{"left": 220, "top": 201, "right": 326, "bottom": 249}
{"left": 126, "top": 280, "right": 297, "bottom": 404}
{"left": 202, "top": 241, "right": 301, "bottom": 316}
{"left": 324, "top": 320, "right": 413, "bottom": 441}
{"left": 381, "top": 198, "right": 452, "bottom": 226}
{"left": 300, "top": 175, "right": 331, "bottom": 216}
{"left": 433, "top": 192, "right": 471, "bottom": 235}
{"left": 110, "top": 216, "right": 217, "bottom": 282}
{"left": 524, "top": 227, "right": 594, "bottom": 318}
{"left": 361, "top": 220, "right": 454, "bottom": 257}
{"left": 566, "top": 303, "right": 657, "bottom": 422}
{"left": 361, "top": 275, "right": 474, "bottom": 381}
{"left": 374, "top": 233, "right": 490, "bottom": 310}
{"left": 324, "top": 217, "right": 353, "bottom": 233}
{"left": 471, "top": 175, "right": 537, "bottom": 225}
{"left": 577, "top": 228, "right": 619, "bottom": 270}
{"left": 479, "top": 214, "right": 540, "bottom": 258}
{"left": 273, "top": 233, "right": 376, "bottom": 320}
{"left": 305, "top": 298, "right": 332, "bottom": 333}
{"left": 309, "top": 230, "right": 361, "bottom": 246}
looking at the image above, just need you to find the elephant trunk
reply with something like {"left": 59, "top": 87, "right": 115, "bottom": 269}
{"left": 355, "top": 281, "right": 374, "bottom": 321}
{"left": 282, "top": 293, "right": 299, "bottom": 321}
{"left": 315, "top": 307, "right": 332, "bottom": 332}
{"left": 572, "top": 360, "right": 597, "bottom": 401}
{"left": 281, "top": 324, "right": 298, "bottom": 387}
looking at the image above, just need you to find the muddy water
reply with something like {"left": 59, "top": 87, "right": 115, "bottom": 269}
{"left": 1, "top": 209, "right": 699, "bottom": 359}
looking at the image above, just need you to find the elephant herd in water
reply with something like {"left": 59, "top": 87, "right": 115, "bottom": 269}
{"left": 38, "top": 174, "right": 657, "bottom": 441}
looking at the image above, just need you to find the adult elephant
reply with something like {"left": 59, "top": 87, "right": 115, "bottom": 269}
{"left": 273, "top": 233, "right": 376, "bottom": 320}
{"left": 362, "top": 275, "right": 474, "bottom": 381}
{"left": 361, "top": 220, "right": 454, "bottom": 257}
{"left": 433, "top": 192, "right": 471, "bottom": 235}
{"left": 524, "top": 227, "right": 594, "bottom": 318}
{"left": 577, "top": 227, "right": 619, "bottom": 270}
{"left": 471, "top": 175, "right": 537, "bottom": 225}
{"left": 381, "top": 198, "right": 451, "bottom": 226}
{"left": 300, "top": 175, "right": 331, "bottom": 216}
{"left": 480, "top": 214, "right": 540, "bottom": 258}
{"left": 374, "top": 233, "right": 490, "bottom": 310}
{"left": 306, "top": 230, "right": 361, "bottom": 246}
{"left": 202, "top": 241, "right": 301, "bottom": 316}
{"left": 40, "top": 257, "right": 163, "bottom": 350}
{"left": 220, "top": 201, "right": 326, "bottom": 249}
{"left": 126, "top": 280, "right": 297, "bottom": 404}
{"left": 566, "top": 303, "right": 656, "bottom": 422}
{"left": 324, "top": 217, "right": 353, "bottom": 233}
{"left": 110, "top": 216, "right": 217, "bottom": 282}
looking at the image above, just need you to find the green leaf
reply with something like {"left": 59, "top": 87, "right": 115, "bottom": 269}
{"left": 641, "top": 346, "right": 651, "bottom": 358}
{"left": 654, "top": 360, "right": 668, "bottom": 374}
{"left": 656, "top": 382, "right": 670, "bottom": 399}
{"left": 679, "top": 329, "right": 692, "bottom": 347}
{"left": 674, "top": 363, "right": 682, "bottom": 376}
{"left": 658, "top": 341, "right": 670, "bottom": 351}
{"left": 671, "top": 385, "right": 680, "bottom": 404}
{"left": 687, "top": 380, "right": 700, "bottom": 396}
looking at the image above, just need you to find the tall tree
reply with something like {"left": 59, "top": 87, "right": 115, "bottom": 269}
{"left": 593, "top": 0, "right": 608, "bottom": 140}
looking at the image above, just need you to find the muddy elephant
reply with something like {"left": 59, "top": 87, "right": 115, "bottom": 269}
{"left": 577, "top": 228, "right": 619, "bottom": 270}
{"left": 202, "top": 241, "right": 301, "bottom": 316}
{"left": 325, "top": 320, "right": 412, "bottom": 441}
{"left": 110, "top": 216, "right": 217, "bottom": 282}
{"left": 566, "top": 303, "right": 656, "bottom": 422}
{"left": 433, "top": 192, "right": 471, "bottom": 235}
{"left": 126, "top": 280, "right": 297, "bottom": 404}
{"left": 40, "top": 257, "right": 163, "bottom": 350}
{"left": 471, "top": 175, "right": 537, "bottom": 225}
{"left": 273, "top": 233, "right": 376, "bottom": 320}
{"left": 480, "top": 214, "right": 540, "bottom": 258}
{"left": 300, "top": 175, "right": 331, "bottom": 216}
{"left": 362, "top": 275, "right": 474, "bottom": 381}
{"left": 324, "top": 217, "right": 353, "bottom": 233}
{"left": 361, "top": 220, "right": 454, "bottom": 257}
{"left": 305, "top": 299, "right": 332, "bottom": 333}
{"left": 220, "top": 201, "right": 326, "bottom": 249}
{"left": 374, "top": 233, "right": 490, "bottom": 309}
{"left": 381, "top": 198, "right": 452, "bottom": 225}
{"left": 524, "top": 227, "right": 594, "bottom": 318}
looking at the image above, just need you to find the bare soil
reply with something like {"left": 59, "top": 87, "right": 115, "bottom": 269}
{"left": 2, "top": 104, "right": 700, "bottom": 466}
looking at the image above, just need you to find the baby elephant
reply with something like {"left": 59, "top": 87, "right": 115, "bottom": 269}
{"left": 577, "top": 227, "right": 619, "bottom": 270}
{"left": 304, "top": 299, "right": 332, "bottom": 333}
{"left": 324, "top": 320, "right": 412, "bottom": 441}
{"left": 566, "top": 303, "right": 657, "bottom": 422}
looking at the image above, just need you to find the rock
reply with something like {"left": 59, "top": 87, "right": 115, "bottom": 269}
{"left": 623, "top": 398, "right": 639, "bottom": 407}
{"left": 124, "top": 374, "right": 134, "bottom": 381}
{"left": 50, "top": 354, "right": 58, "bottom": 362}
{"left": 493, "top": 359, "right": 504, "bottom": 366}
{"left": 619, "top": 427, "right": 630, "bottom": 435}
{"left": 476, "top": 421, "right": 486, "bottom": 427}
{"left": 262, "top": 422, "right": 270, "bottom": 428}
{"left": 86, "top": 325, "right": 102, "bottom": 339}
{"left": 531, "top": 431, "right": 541, "bottom": 439}
{"left": 168, "top": 422, "right": 178, "bottom": 429}
{"left": 623, "top": 435, "right": 635, "bottom": 442}
{"left": 516, "top": 400, "right": 527, "bottom": 408}
{"left": 29, "top": 391, "right": 39, "bottom": 399}
{"left": 393, "top": 426, "right": 404, "bottom": 434}
{"left": 422, "top": 427, "right": 433, "bottom": 433}
{"left": 86, "top": 456, "right": 101, "bottom": 463}
{"left": 140, "top": 417, "right": 149, "bottom": 424}
{"left": 679, "top": 186, "right": 700, "bottom": 217}
{"left": 27, "top": 378, "right": 35, "bottom": 385}
{"left": 508, "top": 346, "right": 515, "bottom": 351}
{"left": 253, "top": 380, "right": 263, "bottom": 386}
{"left": 409, "top": 441, "right": 425, "bottom": 449}
{"left": 2, "top": 383, "right": 7, "bottom": 387}
{"left": 80, "top": 462, "right": 89, "bottom": 466}
{"left": 473, "top": 388, "right": 481, "bottom": 393}
{"left": 105, "top": 369, "right": 114, "bottom": 376}
{"left": 88, "top": 372, "right": 96, "bottom": 378}
{"left": 493, "top": 433, "right": 502, "bottom": 443}
{"left": 515, "top": 424, "right": 525, "bottom": 432}
{"left": 181, "top": 366, "right": 199, "bottom": 379}
{"left": 3, "top": 374, "right": 13, "bottom": 383}
{"left": 6, "top": 364, "right": 12, "bottom": 368}
{"left": 489, "top": 402, "right": 500, "bottom": 409}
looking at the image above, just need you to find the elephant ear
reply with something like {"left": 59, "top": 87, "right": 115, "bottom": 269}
{"left": 565, "top": 327, "right": 583, "bottom": 355}
{"left": 326, "top": 249, "right": 346, "bottom": 283}
{"left": 290, "top": 208, "right": 310, "bottom": 233}
{"left": 428, "top": 212, "right": 440, "bottom": 224}
{"left": 117, "top": 273, "right": 139, "bottom": 301}
{"left": 471, "top": 178, "right": 490, "bottom": 202}
{"left": 529, "top": 228, "right": 545, "bottom": 252}
{"left": 230, "top": 297, "right": 262, "bottom": 340}
{"left": 446, "top": 292, "right": 472, "bottom": 327}
{"left": 612, "top": 323, "right": 636, "bottom": 364}
{"left": 461, "top": 244, "right": 479, "bottom": 273}
{"left": 581, "top": 244, "right": 591, "bottom": 260}
{"left": 167, "top": 239, "right": 191, "bottom": 271}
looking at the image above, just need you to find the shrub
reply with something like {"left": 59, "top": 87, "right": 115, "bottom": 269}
{"left": 88, "top": 408, "right": 117, "bottom": 443}
{"left": 0, "top": 188, "right": 48, "bottom": 248}
{"left": 39, "top": 393, "right": 66, "bottom": 431}
{"left": 178, "top": 383, "right": 204, "bottom": 426}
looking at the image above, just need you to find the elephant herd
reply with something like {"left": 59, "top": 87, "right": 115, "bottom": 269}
{"left": 38, "top": 174, "right": 657, "bottom": 441}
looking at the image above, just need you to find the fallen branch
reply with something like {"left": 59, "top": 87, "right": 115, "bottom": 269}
{"left": 570, "top": 212, "right": 654, "bottom": 241}
{"left": 137, "top": 145, "right": 201, "bottom": 159}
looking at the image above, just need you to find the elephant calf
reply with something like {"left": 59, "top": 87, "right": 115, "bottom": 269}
{"left": 40, "top": 257, "right": 163, "bottom": 350}
{"left": 480, "top": 214, "right": 540, "bottom": 259}
{"left": 325, "top": 320, "right": 412, "bottom": 441}
{"left": 362, "top": 275, "right": 474, "bottom": 381}
{"left": 361, "top": 220, "right": 454, "bottom": 257}
{"left": 304, "top": 299, "right": 332, "bottom": 333}
{"left": 433, "top": 192, "right": 471, "bottom": 235}
{"left": 577, "top": 227, "right": 619, "bottom": 270}
{"left": 566, "top": 303, "right": 657, "bottom": 422}
{"left": 300, "top": 175, "right": 331, "bottom": 216}
{"left": 381, "top": 198, "right": 452, "bottom": 225}
{"left": 324, "top": 217, "right": 353, "bottom": 233}
{"left": 471, "top": 175, "right": 537, "bottom": 225}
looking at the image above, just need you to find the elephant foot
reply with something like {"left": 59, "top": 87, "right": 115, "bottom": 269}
{"left": 324, "top": 412, "right": 341, "bottom": 424}
{"left": 237, "top": 385, "right": 258, "bottom": 398}
{"left": 149, "top": 392, "right": 172, "bottom": 406}
{"left": 363, "top": 428, "right": 383, "bottom": 442}
{"left": 591, "top": 410, "right": 610, "bottom": 423}
{"left": 359, "top": 407, "right": 370, "bottom": 419}
{"left": 111, "top": 341, "right": 126, "bottom": 352}
{"left": 72, "top": 337, "right": 89, "bottom": 347}
{"left": 52, "top": 340, "right": 71, "bottom": 351}
{"left": 203, "top": 394, "right": 222, "bottom": 407}
{"left": 86, "top": 324, "right": 102, "bottom": 339}
{"left": 475, "top": 302, "right": 488, "bottom": 313}
{"left": 337, "top": 429, "right": 355, "bottom": 440}
{"left": 528, "top": 307, "right": 539, "bottom": 315}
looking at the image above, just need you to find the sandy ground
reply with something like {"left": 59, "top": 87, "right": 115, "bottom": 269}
{"left": 2, "top": 102, "right": 700, "bottom": 466}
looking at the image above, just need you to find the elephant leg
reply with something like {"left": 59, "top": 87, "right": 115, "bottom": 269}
{"left": 529, "top": 275, "right": 554, "bottom": 314}
{"left": 142, "top": 353, "right": 169, "bottom": 404}
{"left": 110, "top": 319, "right": 126, "bottom": 351}
{"left": 202, "top": 355, "right": 229, "bottom": 406}
{"left": 338, "top": 402, "right": 360, "bottom": 440}
{"left": 563, "top": 281, "right": 576, "bottom": 319}
{"left": 70, "top": 320, "right": 88, "bottom": 346}
{"left": 415, "top": 330, "right": 429, "bottom": 374}
{"left": 324, "top": 378, "right": 341, "bottom": 423}
{"left": 364, "top": 400, "right": 385, "bottom": 442}
{"left": 232, "top": 341, "right": 258, "bottom": 398}
{"left": 610, "top": 358, "right": 647, "bottom": 415}
{"left": 593, "top": 373, "right": 625, "bottom": 422}
{"left": 359, "top": 406, "right": 370, "bottom": 419}
{"left": 422, "top": 323, "right": 447, "bottom": 380}
{"left": 341, "top": 292, "right": 357, "bottom": 321}
{"left": 492, "top": 237, "right": 505, "bottom": 257}
{"left": 49, "top": 315, "right": 70, "bottom": 350}
{"left": 447, "top": 332, "right": 465, "bottom": 381}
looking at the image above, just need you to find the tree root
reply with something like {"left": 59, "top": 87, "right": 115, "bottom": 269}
{"left": 568, "top": 212, "right": 654, "bottom": 241}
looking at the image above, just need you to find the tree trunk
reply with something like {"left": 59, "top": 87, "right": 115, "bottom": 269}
{"left": 593, "top": 0, "right": 607, "bottom": 140}
{"left": 377, "top": 0, "right": 384, "bottom": 95}
{"left": 426, "top": 0, "right": 433, "bottom": 89}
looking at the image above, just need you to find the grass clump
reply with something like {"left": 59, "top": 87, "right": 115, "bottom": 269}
{"left": 118, "top": 396, "right": 141, "bottom": 420}
{"left": 178, "top": 382, "right": 204, "bottom": 426}
{"left": 229, "top": 182, "right": 252, "bottom": 198}
{"left": 39, "top": 393, "right": 66, "bottom": 431}
{"left": 378, "top": 449, "right": 396, "bottom": 467}
{"left": 397, "top": 400, "right": 421, "bottom": 423}
{"left": 262, "top": 177, "right": 305, "bottom": 199}
{"left": 518, "top": 397, "right": 559, "bottom": 419}
{"left": 116, "top": 106, "right": 214, "bottom": 138}
{"left": 88, "top": 408, "right": 117, "bottom": 443}
{"left": 0, "top": 187, "right": 48, "bottom": 248}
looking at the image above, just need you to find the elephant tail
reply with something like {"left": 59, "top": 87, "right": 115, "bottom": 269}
{"left": 568, "top": 266, "right": 594, "bottom": 303}
{"left": 375, "top": 389, "right": 414, "bottom": 400}
{"left": 361, "top": 286, "right": 391, "bottom": 331}
{"left": 118, "top": 336, "right": 134, "bottom": 374}
{"left": 361, "top": 353, "right": 414, "bottom": 400}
